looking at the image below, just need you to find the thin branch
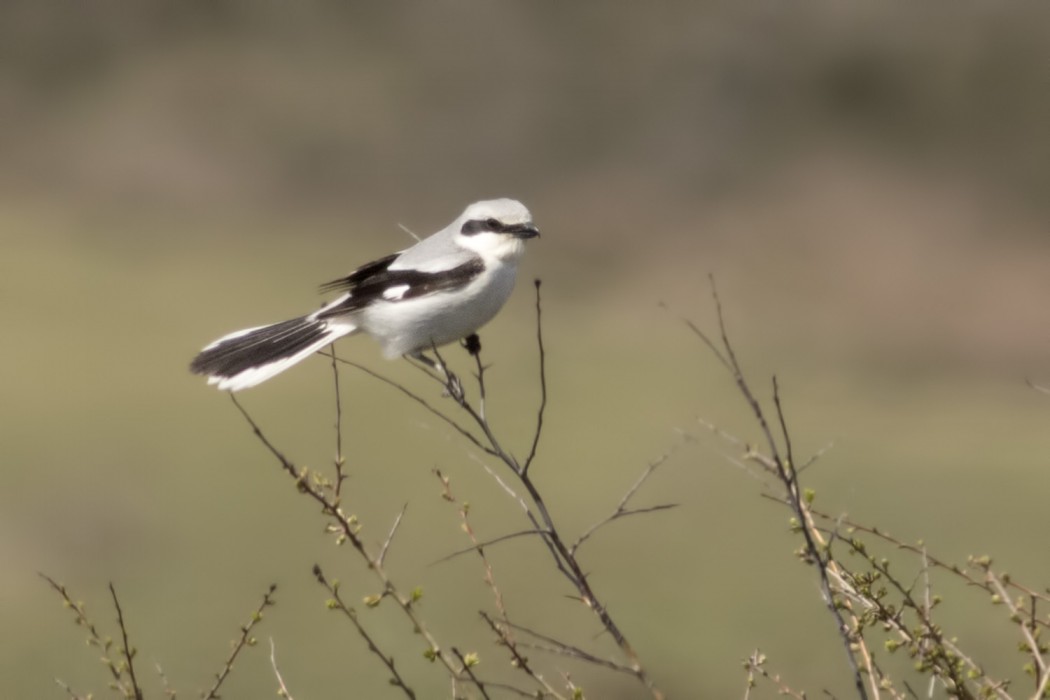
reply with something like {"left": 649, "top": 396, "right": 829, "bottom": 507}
{"left": 40, "top": 573, "right": 132, "bottom": 696}
{"left": 154, "top": 660, "right": 176, "bottom": 700}
{"left": 465, "top": 334, "right": 488, "bottom": 421}
{"left": 771, "top": 376, "right": 795, "bottom": 477}
{"left": 229, "top": 394, "right": 298, "bottom": 476}
{"left": 229, "top": 398, "right": 465, "bottom": 685}
{"left": 108, "top": 583, "right": 143, "bottom": 700}
{"left": 661, "top": 299, "right": 731, "bottom": 372}
{"left": 985, "top": 570, "right": 1049, "bottom": 696}
{"left": 803, "top": 506, "right": 1050, "bottom": 615}
{"left": 522, "top": 279, "right": 548, "bottom": 476}
{"left": 687, "top": 276, "right": 870, "bottom": 700}
{"left": 571, "top": 450, "right": 677, "bottom": 555}
{"left": 742, "top": 650, "right": 808, "bottom": 700}
{"left": 312, "top": 565, "right": 416, "bottom": 699}
{"left": 335, "top": 357, "right": 496, "bottom": 457}
{"left": 438, "top": 469, "right": 565, "bottom": 699}
{"left": 270, "top": 638, "right": 296, "bottom": 700}
{"left": 388, "top": 302, "right": 664, "bottom": 698}
{"left": 479, "top": 612, "right": 566, "bottom": 700}
{"left": 451, "top": 648, "right": 492, "bottom": 700}
{"left": 202, "top": 583, "right": 277, "bottom": 700}
{"left": 468, "top": 453, "right": 577, "bottom": 584}
{"left": 431, "top": 529, "right": 550, "bottom": 565}
{"left": 234, "top": 287, "right": 661, "bottom": 698}
{"left": 504, "top": 620, "right": 639, "bottom": 676}
{"left": 325, "top": 346, "right": 348, "bottom": 496}
{"left": 378, "top": 503, "right": 409, "bottom": 569}
{"left": 797, "top": 440, "right": 836, "bottom": 474}
{"left": 53, "top": 678, "right": 86, "bottom": 700}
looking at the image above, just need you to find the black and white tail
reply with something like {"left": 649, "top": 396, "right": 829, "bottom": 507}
{"left": 190, "top": 316, "right": 357, "bottom": 391}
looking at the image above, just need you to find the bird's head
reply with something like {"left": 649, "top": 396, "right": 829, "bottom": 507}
{"left": 454, "top": 198, "right": 540, "bottom": 262}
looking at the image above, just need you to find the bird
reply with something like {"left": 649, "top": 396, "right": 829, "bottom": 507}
{"left": 190, "top": 199, "right": 540, "bottom": 391}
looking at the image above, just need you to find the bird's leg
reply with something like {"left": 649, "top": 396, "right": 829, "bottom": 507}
{"left": 409, "top": 351, "right": 443, "bottom": 373}
{"left": 410, "top": 349, "right": 465, "bottom": 402}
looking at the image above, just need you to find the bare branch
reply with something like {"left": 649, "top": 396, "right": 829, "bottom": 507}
{"left": 688, "top": 277, "right": 870, "bottom": 700}
{"left": 324, "top": 345, "right": 348, "bottom": 496}
{"left": 378, "top": 503, "right": 409, "bottom": 569}
{"left": 479, "top": 612, "right": 566, "bottom": 700}
{"left": 108, "top": 583, "right": 143, "bottom": 700}
{"left": 269, "top": 638, "right": 295, "bottom": 700}
{"left": 451, "top": 648, "right": 492, "bottom": 700}
{"left": 53, "top": 678, "right": 87, "bottom": 700}
{"left": 202, "top": 583, "right": 277, "bottom": 700}
{"left": 230, "top": 398, "right": 464, "bottom": 684}
{"left": 742, "top": 650, "right": 808, "bottom": 700}
{"left": 40, "top": 573, "right": 135, "bottom": 697}
{"left": 572, "top": 449, "right": 677, "bottom": 555}
{"left": 522, "top": 279, "right": 548, "bottom": 476}
{"left": 504, "top": 620, "right": 639, "bottom": 676}
{"left": 336, "top": 357, "right": 497, "bottom": 457}
{"left": 431, "top": 529, "right": 550, "bottom": 565}
{"left": 771, "top": 376, "right": 795, "bottom": 475}
{"left": 312, "top": 565, "right": 416, "bottom": 699}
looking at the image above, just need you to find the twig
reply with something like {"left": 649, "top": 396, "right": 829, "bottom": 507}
{"left": 985, "top": 569, "right": 1049, "bottom": 697}
{"left": 437, "top": 469, "right": 566, "bottom": 697}
{"left": 771, "top": 376, "right": 795, "bottom": 478}
{"left": 108, "top": 583, "right": 144, "bottom": 700}
{"left": 378, "top": 503, "right": 408, "bottom": 569}
{"left": 451, "top": 647, "right": 492, "bottom": 700}
{"left": 54, "top": 678, "right": 86, "bottom": 700}
{"left": 40, "top": 573, "right": 135, "bottom": 697}
{"left": 154, "top": 660, "right": 177, "bottom": 699}
{"left": 571, "top": 449, "right": 678, "bottom": 555}
{"left": 270, "top": 637, "right": 296, "bottom": 700}
{"left": 684, "top": 277, "right": 871, "bottom": 700}
{"left": 503, "top": 619, "right": 639, "bottom": 675}
{"left": 229, "top": 397, "right": 472, "bottom": 690}
{"left": 479, "top": 612, "right": 566, "bottom": 700}
{"left": 385, "top": 288, "right": 664, "bottom": 698}
{"left": 431, "top": 529, "right": 550, "bottom": 565}
{"left": 334, "top": 357, "right": 496, "bottom": 457}
{"left": 436, "top": 470, "right": 530, "bottom": 689}
{"left": 742, "top": 650, "right": 808, "bottom": 700}
{"left": 325, "top": 346, "right": 348, "bottom": 496}
{"left": 803, "top": 507, "right": 1050, "bottom": 617}
{"left": 522, "top": 279, "right": 548, "bottom": 476}
{"left": 202, "top": 583, "right": 277, "bottom": 700}
{"left": 241, "top": 283, "right": 662, "bottom": 698}
{"left": 312, "top": 565, "right": 416, "bottom": 699}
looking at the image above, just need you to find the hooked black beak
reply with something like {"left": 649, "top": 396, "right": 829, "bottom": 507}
{"left": 511, "top": 223, "right": 540, "bottom": 239}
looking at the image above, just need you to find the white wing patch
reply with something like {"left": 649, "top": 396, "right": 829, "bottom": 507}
{"left": 382, "top": 284, "right": 411, "bottom": 301}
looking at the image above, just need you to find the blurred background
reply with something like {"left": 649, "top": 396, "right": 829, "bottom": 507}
{"left": 3, "top": 2, "right": 1049, "bottom": 698}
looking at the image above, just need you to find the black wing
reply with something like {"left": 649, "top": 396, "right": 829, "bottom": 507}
{"left": 317, "top": 255, "right": 485, "bottom": 318}
{"left": 319, "top": 253, "right": 400, "bottom": 295}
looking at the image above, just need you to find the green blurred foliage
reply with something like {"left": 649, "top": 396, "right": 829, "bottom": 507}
{"left": 2, "top": 2, "right": 1049, "bottom": 698}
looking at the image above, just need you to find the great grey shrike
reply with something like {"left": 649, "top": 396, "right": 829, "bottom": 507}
{"left": 190, "top": 199, "right": 539, "bottom": 391}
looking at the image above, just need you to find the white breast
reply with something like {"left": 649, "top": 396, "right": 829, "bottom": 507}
{"left": 357, "top": 261, "right": 520, "bottom": 358}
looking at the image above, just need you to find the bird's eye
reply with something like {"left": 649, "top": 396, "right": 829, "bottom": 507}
{"left": 485, "top": 218, "right": 502, "bottom": 230}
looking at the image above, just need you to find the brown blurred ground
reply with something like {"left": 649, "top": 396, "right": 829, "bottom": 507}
{"left": 2, "top": 3, "right": 1049, "bottom": 698}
